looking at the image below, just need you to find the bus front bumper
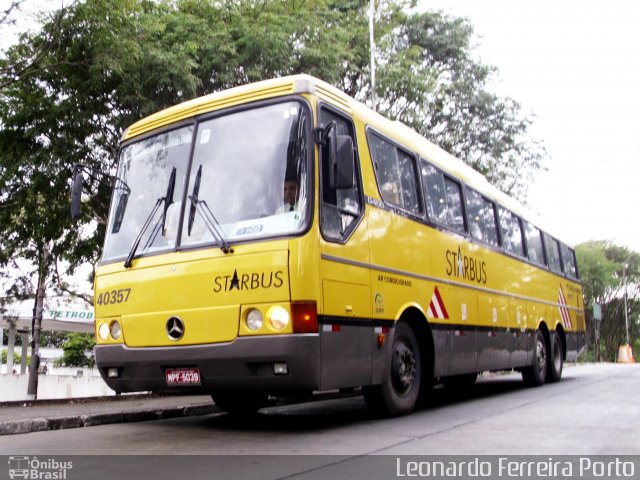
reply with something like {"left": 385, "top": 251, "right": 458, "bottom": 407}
{"left": 94, "top": 334, "right": 321, "bottom": 394}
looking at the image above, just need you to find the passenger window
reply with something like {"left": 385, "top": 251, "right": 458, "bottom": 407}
{"left": 421, "top": 162, "right": 446, "bottom": 223}
{"left": 544, "top": 233, "right": 562, "bottom": 273}
{"left": 421, "top": 161, "right": 465, "bottom": 234}
{"left": 444, "top": 177, "right": 465, "bottom": 233}
{"left": 465, "top": 187, "right": 499, "bottom": 246}
{"left": 525, "top": 222, "right": 545, "bottom": 265}
{"left": 498, "top": 207, "right": 524, "bottom": 256}
{"left": 560, "top": 243, "right": 578, "bottom": 278}
{"left": 319, "top": 107, "right": 362, "bottom": 241}
{"left": 368, "top": 132, "right": 421, "bottom": 214}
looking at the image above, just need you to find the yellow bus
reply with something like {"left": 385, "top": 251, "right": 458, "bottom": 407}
{"left": 73, "top": 75, "right": 585, "bottom": 416}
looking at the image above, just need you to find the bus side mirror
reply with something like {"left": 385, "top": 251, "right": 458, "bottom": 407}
{"left": 328, "top": 130, "right": 355, "bottom": 190}
{"left": 71, "top": 168, "right": 84, "bottom": 220}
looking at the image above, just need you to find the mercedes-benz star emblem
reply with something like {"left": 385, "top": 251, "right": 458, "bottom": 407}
{"left": 166, "top": 316, "right": 185, "bottom": 341}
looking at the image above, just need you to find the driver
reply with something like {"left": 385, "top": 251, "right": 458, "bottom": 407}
{"left": 276, "top": 177, "right": 299, "bottom": 213}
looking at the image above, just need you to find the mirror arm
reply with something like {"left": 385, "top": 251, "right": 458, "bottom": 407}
{"left": 313, "top": 122, "right": 336, "bottom": 146}
{"left": 70, "top": 164, "right": 131, "bottom": 220}
{"left": 73, "top": 163, "right": 130, "bottom": 194}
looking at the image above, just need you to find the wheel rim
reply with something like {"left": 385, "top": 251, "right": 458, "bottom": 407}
{"left": 391, "top": 339, "right": 416, "bottom": 394}
{"left": 536, "top": 337, "right": 547, "bottom": 377}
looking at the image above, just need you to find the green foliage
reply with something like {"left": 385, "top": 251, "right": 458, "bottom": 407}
{"left": 576, "top": 241, "right": 621, "bottom": 305}
{"left": 576, "top": 240, "right": 640, "bottom": 361}
{"left": 374, "top": 9, "right": 545, "bottom": 200}
{"left": 2, "top": 348, "right": 30, "bottom": 365}
{"left": 57, "top": 332, "right": 96, "bottom": 367}
{"left": 39, "top": 331, "right": 70, "bottom": 348}
{"left": 0, "top": 0, "right": 546, "bottom": 285}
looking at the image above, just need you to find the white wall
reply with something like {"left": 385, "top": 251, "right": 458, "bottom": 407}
{"left": 0, "top": 372, "right": 116, "bottom": 402}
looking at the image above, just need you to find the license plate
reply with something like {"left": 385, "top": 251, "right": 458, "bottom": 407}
{"left": 165, "top": 367, "right": 201, "bottom": 386}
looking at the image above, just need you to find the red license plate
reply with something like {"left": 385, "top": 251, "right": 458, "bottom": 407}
{"left": 165, "top": 367, "right": 201, "bottom": 386}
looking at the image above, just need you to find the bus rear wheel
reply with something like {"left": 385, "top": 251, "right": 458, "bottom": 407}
{"left": 546, "top": 332, "right": 563, "bottom": 383}
{"left": 363, "top": 322, "right": 421, "bottom": 416}
{"left": 522, "top": 330, "right": 547, "bottom": 387}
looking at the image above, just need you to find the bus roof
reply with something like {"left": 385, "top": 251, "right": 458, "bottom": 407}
{"left": 123, "top": 74, "right": 559, "bottom": 244}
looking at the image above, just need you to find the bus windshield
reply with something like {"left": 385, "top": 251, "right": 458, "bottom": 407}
{"left": 102, "top": 101, "right": 310, "bottom": 263}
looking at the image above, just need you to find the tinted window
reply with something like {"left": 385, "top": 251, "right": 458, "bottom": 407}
{"left": 465, "top": 187, "right": 499, "bottom": 246}
{"left": 498, "top": 207, "right": 524, "bottom": 256}
{"left": 421, "top": 162, "right": 447, "bottom": 223}
{"left": 544, "top": 233, "right": 562, "bottom": 273}
{"left": 369, "top": 133, "right": 421, "bottom": 214}
{"left": 560, "top": 243, "right": 578, "bottom": 278}
{"left": 525, "top": 222, "right": 545, "bottom": 265}
{"left": 444, "top": 177, "right": 465, "bottom": 233}
{"left": 421, "top": 161, "right": 465, "bottom": 233}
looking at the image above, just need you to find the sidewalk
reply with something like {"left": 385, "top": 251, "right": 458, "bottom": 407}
{"left": 0, "top": 394, "right": 218, "bottom": 436}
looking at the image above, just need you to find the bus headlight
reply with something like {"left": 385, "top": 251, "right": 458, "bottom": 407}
{"left": 246, "top": 308, "right": 263, "bottom": 330}
{"left": 109, "top": 320, "right": 122, "bottom": 340}
{"left": 98, "top": 322, "right": 110, "bottom": 341}
{"left": 267, "top": 306, "right": 289, "bottom": 330}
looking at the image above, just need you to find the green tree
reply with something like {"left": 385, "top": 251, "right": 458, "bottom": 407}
{"left": 2, "top": 348, "right": 24, "bottom": 365}
{"left": 56, "top": 332, "right": 96, "bottom": 368}
{"left": 39, "top": 331, "right": 70, "bottom": 348}
{"left": 576, "top": 241, "right": 640, "bottom": 361}
{"left": 373, "top": 9, "right": 545, "bottom": 200}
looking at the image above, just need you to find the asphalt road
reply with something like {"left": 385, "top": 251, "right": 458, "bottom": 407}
{"left": 2, "top": 363, "right": 638, "bottom": 479}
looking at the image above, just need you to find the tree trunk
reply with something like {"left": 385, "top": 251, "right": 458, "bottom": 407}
{"left": 27, "top": 242, "right": 49, "bottom": 399}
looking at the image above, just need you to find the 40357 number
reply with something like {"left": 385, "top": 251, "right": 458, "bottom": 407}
{"left": 96, "top": 288, "right": 131, "bottom": 306}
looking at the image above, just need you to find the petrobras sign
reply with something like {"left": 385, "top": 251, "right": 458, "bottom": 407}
{"left": 47, "top": 309, "right": 94, "bottom": 322}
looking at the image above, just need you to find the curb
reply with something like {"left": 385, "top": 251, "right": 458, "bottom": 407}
{"left": 0, "top": 403, "right": 218, "bottom": 436}
{"left": 0, "top": 393, "right": 160, "bottom": 408}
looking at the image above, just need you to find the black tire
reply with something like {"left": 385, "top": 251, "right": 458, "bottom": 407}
{"left": 363, "top": 322, "right": 421, "bottom": 416}
{"left": 522, "top": 330, "right": 548, "bottom": 387}
{"left": 212, "top": 390, "right": 268, "bottom": 415}
{"left": 546, "top": 332, "right": 563, "bottom": 383}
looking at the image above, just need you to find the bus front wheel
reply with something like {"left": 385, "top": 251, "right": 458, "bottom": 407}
{"left": 363, "top": 322, "right": 422, "bottom": 416}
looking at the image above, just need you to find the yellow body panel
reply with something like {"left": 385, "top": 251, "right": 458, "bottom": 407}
{"left": 123, "top": 305, "right": 239, "bottom": 347}
{"left": 323, "top": 280, "right": 371, "bottom": 319}
{"left": 95, "top": 242, "right": 291, "bottom": 346}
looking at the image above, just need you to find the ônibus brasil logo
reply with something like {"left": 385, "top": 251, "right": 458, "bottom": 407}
{"left": 8, "top": 456, "right": 73, "bottom": 480}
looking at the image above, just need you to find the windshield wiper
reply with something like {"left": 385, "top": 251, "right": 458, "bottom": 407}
{"left": 187, "top": 165, "right": 202, "bottom": 236}
{"left": 144, "top": 167, "right": 177, "bottom": 248}
{"left": 187, "top": 165, "right": 233, "bottom": 254}
{"left": 124, "top": 167, "right": 176, "bottom": 268}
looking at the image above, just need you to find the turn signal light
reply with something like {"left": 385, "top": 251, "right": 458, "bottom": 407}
{"left": 291, "top": 302, "right": 317, "bottom": 333}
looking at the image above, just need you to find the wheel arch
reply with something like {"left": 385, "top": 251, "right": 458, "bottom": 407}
{"left": 537, "top": 318, "right": 551, "bottom": 349}
{"left": 398, "top": 306, "right": 435, "bottom": 383}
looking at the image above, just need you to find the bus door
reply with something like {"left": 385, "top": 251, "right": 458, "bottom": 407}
{"left": 317, "top": 105, "right": 372, "bottom": 390}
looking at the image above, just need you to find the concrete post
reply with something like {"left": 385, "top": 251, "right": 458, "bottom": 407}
{"left": 6, "top": 322, "right": 16, "bottom": 374}
{"left": 20, "top": 332, "right": 29, "bottom": 374}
